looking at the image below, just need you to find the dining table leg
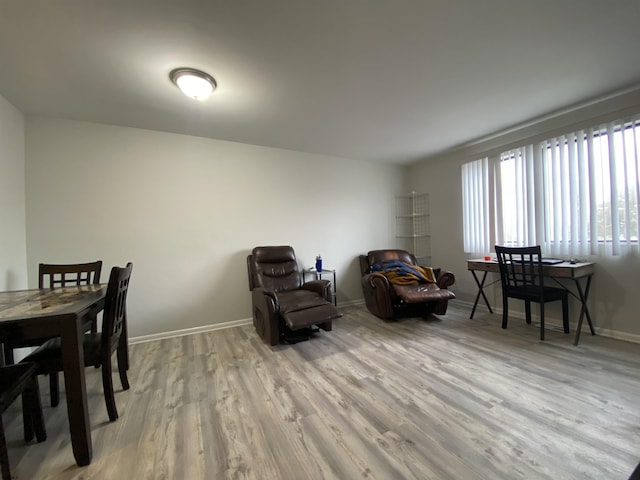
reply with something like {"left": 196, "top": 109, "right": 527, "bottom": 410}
{"left": 60, "top": 316, "right": 92, "bottom": 466}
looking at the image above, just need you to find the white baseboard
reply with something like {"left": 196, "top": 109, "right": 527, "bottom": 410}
{"left": 337, "top": 299, "right": 365, "bottom": 308}
{"left": 129, "top": 300, "right": 365, "bottom": 345}
{"left": 129, "top": 318, "right": 253, "bottom": 345}
{"left": 130, "top": 298, "right": 639, "bottom": 346}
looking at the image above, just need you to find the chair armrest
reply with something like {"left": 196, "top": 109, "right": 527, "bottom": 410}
{"left": 436, "top": 270, "right": 456, "bottom": 289}
{"left": 251, "top": 287, "right": 281, "bottom": 345}
{"left": 252, "top": 287, "right": 279, "bottom": 314}
{"left": 362, "top": 271, "right": 390, "bottom": 289}
{"left": 302, "top": 279, "right": 332, "bottom": 301}
{"left": 417, "top": 265, "right": 455, "bottom": 289}
{"left": 361, "top": 272, "right": 394, "bottom": 318}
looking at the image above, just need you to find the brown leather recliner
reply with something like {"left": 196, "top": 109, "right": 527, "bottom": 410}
{"left": 359, "top": 249, "right": 456, "bottom": 320}
{"left": 247, "top": 246, "right": 342, "bottom": 346}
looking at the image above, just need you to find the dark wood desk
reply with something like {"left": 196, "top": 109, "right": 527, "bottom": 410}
{"left": 0, "top": 284, "right": 107, "bottom": 466}
{"left": 467, "top": 259, "right": 596, "bottom": 345}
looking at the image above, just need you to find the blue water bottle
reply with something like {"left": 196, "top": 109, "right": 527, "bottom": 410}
{"left": 315, "top": 254, "right": 322, "bottom": 272}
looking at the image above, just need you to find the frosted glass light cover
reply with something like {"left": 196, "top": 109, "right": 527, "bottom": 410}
{"left": 176, "top": 75, "right": 213, "bottom": 100}
{"left": 170, "top": 68, "right": 216, "bottom": 101}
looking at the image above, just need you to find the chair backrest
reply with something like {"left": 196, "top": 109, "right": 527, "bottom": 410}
{"left": 494, "top": 245, "right": 544, "bottom": 293}
{"left": 0, "top": 363, "right": 38, "bottom": 413}
{"left": 39, "top": 261, "right": 103, "bottom": 289}
{"left": 101, "top": 263, "right": 133, "bottom": 354}
{"left": 247, "top": 246, "right": 302, "bottom": 293}
{"left": 366, "top": 249, "right": 417, "bottom": 271}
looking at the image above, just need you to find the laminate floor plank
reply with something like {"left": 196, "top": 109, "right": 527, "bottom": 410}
{"left": 3, "top": 304, "right": 640, "bottom": 479}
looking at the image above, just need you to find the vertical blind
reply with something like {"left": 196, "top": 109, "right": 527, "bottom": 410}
{"left": 462, "top": 115, "right": 640, "bottom": 256}
{"left": 462, "top": 157, "right": 491, "bottom": 254}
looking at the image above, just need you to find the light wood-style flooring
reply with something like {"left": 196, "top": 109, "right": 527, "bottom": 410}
{"left": 3, "top": 304, "right": 640, "bottom": 479}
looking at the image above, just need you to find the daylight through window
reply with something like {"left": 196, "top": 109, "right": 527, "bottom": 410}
{"left": 462, "top": 115, "right": 640, "bottom": 257}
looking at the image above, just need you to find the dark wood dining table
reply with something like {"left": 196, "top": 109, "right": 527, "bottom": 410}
{"left": 0, "top": 284, "right": 107, "bottom": 466}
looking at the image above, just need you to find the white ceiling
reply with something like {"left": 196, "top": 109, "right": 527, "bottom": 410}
{"left": 1, "top": 1, "right": 640, "bottom": 165}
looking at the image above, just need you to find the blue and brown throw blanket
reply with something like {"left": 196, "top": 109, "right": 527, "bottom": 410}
{"left": 370, "top": 260, "right": 436, "bottom": 285}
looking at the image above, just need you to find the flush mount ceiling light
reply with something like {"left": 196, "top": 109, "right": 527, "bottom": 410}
{"left": 169, "top": 68, "right": 217, "bottom": 101}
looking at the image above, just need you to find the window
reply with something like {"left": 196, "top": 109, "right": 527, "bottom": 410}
{"left": 462, "top": 115, "right": 640, "bottom": 257}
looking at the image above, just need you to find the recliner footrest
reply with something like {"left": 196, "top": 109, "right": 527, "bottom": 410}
{"left": 393, "top": 283, "right": 456, "bottom": 304}
{"left": 282, "top": 304, "right": 342, "bottom": 330}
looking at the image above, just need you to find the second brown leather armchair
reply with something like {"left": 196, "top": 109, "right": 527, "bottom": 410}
{"left": 359, "top": 249, "right": 455, "bottom": 320}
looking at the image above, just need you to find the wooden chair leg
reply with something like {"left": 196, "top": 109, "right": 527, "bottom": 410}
{"left": 49, "top": 372, "right": 60, "bottom": 407}
{"left": 25, "top": 378, "right": 46, "bottom": 443}
{"left": 101, "top": 359, "right": 118, "bottom": 421}
{"left": 525, "top": 301, "right": 532, "bottom": 324}
{"left": 90, "top": 315, "right": 101, "bottom": 368}
{"left": 3, "top": 348, "right": 14, "bottom": 367}
{"left": 501, "top": 296, "right": 509, "bottom": 329}
{"left": 540, "top": 303, "right": 545, "bottom": 341}
{"left": 21, "top": 392, "right": 34, "bottom": 443}
{"left": 117, "top": 348, "right": 130, "bottom": 391}
{"left": 0, "top": 417, "right": 10, "bottom": 480}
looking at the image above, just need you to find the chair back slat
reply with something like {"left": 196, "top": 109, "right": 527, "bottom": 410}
{"left": 101, "top": 263, "right": 133, "bottom": 354}
{"left": 495, "top": 245, "right": 544, "bottom": 294}
{"left": 39, "top": 261, "right": 102, "bottom": 289}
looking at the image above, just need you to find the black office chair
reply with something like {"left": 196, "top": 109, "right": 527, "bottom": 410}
{"left": 494, "top": 245, "right": 569, "bottom": 341}
{"left": 0, "top": 363, "right": 47, "bottom": 480}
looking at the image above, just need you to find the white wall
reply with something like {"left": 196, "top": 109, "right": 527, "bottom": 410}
{"left": 407, "top": 88, "right": 640, "bottom": 341}
{"left": 0, "top": 94, "right": 27, "bottom": 290}
{"left": 24, "top": 117, "right": 403, "bottom": 338}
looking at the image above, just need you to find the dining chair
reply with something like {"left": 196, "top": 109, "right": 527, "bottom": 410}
{"left": 2, "top": 261, "right": 103, "bottom": 407}
{"left": 38, "top": 261, "right": 103, "bottom": 290}
{"left": 0, "top": 363, "right": 47, "bottom": 480}
{"left": 494, "top": 245, "right": 569, "bottom": 341}
{"left": 22, "top": 263, "right": 133, "bottom": 421}
{"left": 39, "top": 261, "right": 103, "bottom": 333}
{"left": 3, "top": 261, "right": 103, "bottom": 364}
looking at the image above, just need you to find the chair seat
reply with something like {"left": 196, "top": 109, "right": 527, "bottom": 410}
{"left": 277, "top": 290, "right": 342, "bottom": 330}
{"left": 0, "top": 364, "right": 38, "bottom": 409}
{"left": 277, "top": 289, "right": 329, "bottom": 312}
{"left": 506, "top": 285, "right": 568, "bottom": 302}
{"left": 393, "top": 283, "right": 456, "bottom": 304}
{"left": 22, "top": 334, "right": 103, "bottom": 371}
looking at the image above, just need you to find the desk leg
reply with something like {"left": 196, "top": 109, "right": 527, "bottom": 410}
{"left": 332, "top": 270, "right": 337, "bottom": 306}
{"left": 60, "top": 318, "right": 92, "bottom": 466}
{"left": 573, "top": 275, "right": 595, "bottom": 346}
{"left": 470, "top": 271, "right": 493, "bottom": 319}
